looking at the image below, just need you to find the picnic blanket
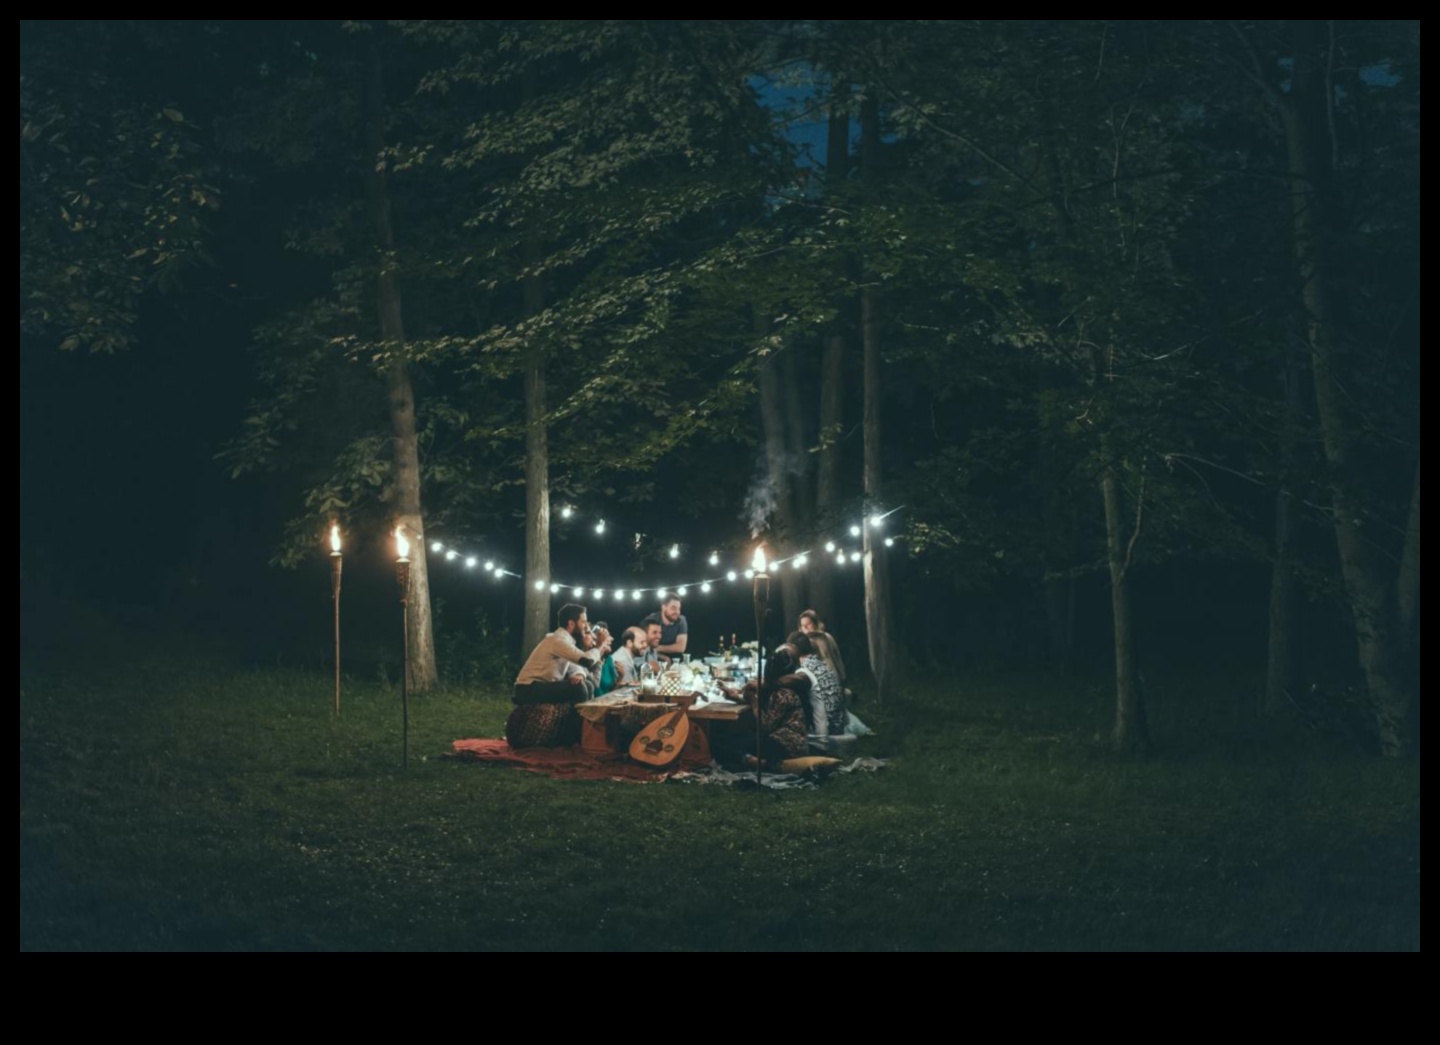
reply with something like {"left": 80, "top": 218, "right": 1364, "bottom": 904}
{"left": 449, "top": 738, "right": 886, "bottom": 789}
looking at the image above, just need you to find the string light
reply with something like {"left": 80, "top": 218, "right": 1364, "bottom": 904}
{"left": 414, "top": 504, "right": 910, "bottom": 597}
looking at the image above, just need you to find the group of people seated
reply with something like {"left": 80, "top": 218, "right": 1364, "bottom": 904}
{"left": 507, "top": 595, "right": 868, "bottom": 765}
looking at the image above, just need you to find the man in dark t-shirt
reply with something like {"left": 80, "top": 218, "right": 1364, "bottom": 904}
{"left": 643, "top": 595, "right": 688, "bottom": 658}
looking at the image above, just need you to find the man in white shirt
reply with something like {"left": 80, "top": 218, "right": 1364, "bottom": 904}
{"left": 513, "top": 604, "right": 611, "bottom": 704}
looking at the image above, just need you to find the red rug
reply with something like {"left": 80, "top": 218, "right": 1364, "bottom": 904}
{"left": 450, "top": 738, "right": 681, "bottom": 783}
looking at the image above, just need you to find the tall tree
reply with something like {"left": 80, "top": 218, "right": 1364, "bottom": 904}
{"left": 858, "top": 90, "right": 896, "bottom": 703}
{"left": 362, "top": 35, "right": 436, "bottom": 691}
{"left": 1230, "top": 19, "right": 1419, "bottom": 752}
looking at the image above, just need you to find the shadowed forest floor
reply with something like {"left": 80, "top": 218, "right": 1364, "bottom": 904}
{"left": 20, "top": 615, "right": 1419, "bottom": 951}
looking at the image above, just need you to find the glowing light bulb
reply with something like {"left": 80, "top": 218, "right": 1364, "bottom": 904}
{"left": 550, "top": 583, "right": 561, "bottom": 594}
{"left": 330, "top": 525, "right": 342, "bottom": 554}
{"left": 431, "top": 541, "right": 444, "bottom": 553}
{"left": 465, "top": 557, "right": 477, "bottom": 568}
{"left": 594, "top": 520, "right": 606, "bottom": 534}
{"left": 744, "top": 568, "right": 754, "bottom": 579}
{"left": 836, "top": 553, "right": 845, "bottom": 566}
{"left": 797, "top": 555, "right": 808, "bottom": 567}
{"left": 631, "top": 590, "right": 641, "bottom": 601}
{"left": 727, "top": 571, "right": 737, "bottom": 582}
{"left": 480, "top": 560, "right": 491, "bottom": 571}
{"left": 850, "top": 551, "right": 861, "bottom": 562}
{"left": 869, "top": 515, "right": 884, "bottom": 529}
{"left": 669, "top": 544, "right": 680, "bottom": 559}
{"left": 561, "top": 506, "right": 573, "bottom": 519}
{"left": 825, "top": 541, "right": 836, "bottom": 553}
{"left": 676, "top": 587, "right": 687, "bottom": 598}
{"left": 534, "top": 580, "right": 546, "bottom": 591}
{"left": 701, "top": 582, "right": 711, "bottom": 593}
{"left": 708, "top": 552, "right": 719, "bottom": 566}
{"left": 594, "top": 590, "right": 604, "bottom": 600}
{"left": 849, "top": 525, "right": 861, "bottom": 537}
{"left": 885, "top": 537, "right": 895, "bottom": 547}
{"left": 659, "top": 589, "right": 668, "bottom": 600}
{"left": 615, "top": 589, "right": 626, "bottom": 600}
{"left": 574, "top": 587, "right": 584, "bottom": 598}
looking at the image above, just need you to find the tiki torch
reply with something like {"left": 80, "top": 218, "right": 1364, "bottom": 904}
{"left": 751, "top": 544, "right": 769, "bottom": 788}
{"left": 330, "top": 523, "right": 342, "bottom": 715}
{"left": 395, "top": 525, "right": 411, "bottom": 769}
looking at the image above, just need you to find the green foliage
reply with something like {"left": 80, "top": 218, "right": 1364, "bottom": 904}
{"left": 21, "top": 21, "right": 219, "bottom": 353}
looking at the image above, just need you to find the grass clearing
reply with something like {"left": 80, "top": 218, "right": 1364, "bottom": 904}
{"left": 20, "top": 626, "right": 1419, "bottom": 951}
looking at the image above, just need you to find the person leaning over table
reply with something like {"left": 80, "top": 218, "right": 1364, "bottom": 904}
{"left": 507, "top": 603, "right": 612, "bottom": 748}
{"left": 645, "top": 593, "right": 688, "bottom": 659}
{"left": 711, "top": 644, "right": 809, "bottom": 770}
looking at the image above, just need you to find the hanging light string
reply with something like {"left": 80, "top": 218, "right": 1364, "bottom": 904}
{"left": 409, "top": 504, "right": 906, "bottom": 599}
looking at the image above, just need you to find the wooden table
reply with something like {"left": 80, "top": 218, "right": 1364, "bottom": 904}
{"left": 575, "top": 696, "right": 748, "bottom": 763}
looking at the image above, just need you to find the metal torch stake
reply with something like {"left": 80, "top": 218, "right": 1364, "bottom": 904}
{"left": 752, "top": 569, "right": 769, "bottom": 789}
{"left": 397, "top": 558, "right": 411, "bottom": 768}
{"left": 331, "top": 552, "right": 343, "bottom": 715}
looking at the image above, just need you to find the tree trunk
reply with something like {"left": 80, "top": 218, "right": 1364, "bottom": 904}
{"left": 782, "top": 345, "right": 810, "bottom": 616}
{"left": 757, "top": 319, "right": 802, "bottom": 628}
{"left": 1264, "top": 333, "right": 1306, "bottom": 716}
{"left": 363, "top": 40, "right": 435, "bottom": 692}
{"left": 521, "top": 66, "right": 552, "bottom": 654}
{"left": 860, "top": 92, "right": 894, "bottom": 704}
{"left": 1100, "top": 444, "right": 1147, "bottom": 752}
{"left": 809, "top": 82, "right": 850, "bottom": 623}
{"left": 1283, "top": 19, "right": 1413, "bottom": 753}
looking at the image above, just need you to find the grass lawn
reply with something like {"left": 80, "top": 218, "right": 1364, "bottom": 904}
{"left": 20, "top": 622, "right": 1420, "bottom": 951}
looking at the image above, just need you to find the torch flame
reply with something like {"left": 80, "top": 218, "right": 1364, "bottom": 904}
{"left": 330, "top": 524, "right": 342, "bottom": 554}
{"left": 395, "top": 526, "right": 411, "bottom": 561}
{"left": 752, "top": 545, "right": 767, "bottom": 573}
